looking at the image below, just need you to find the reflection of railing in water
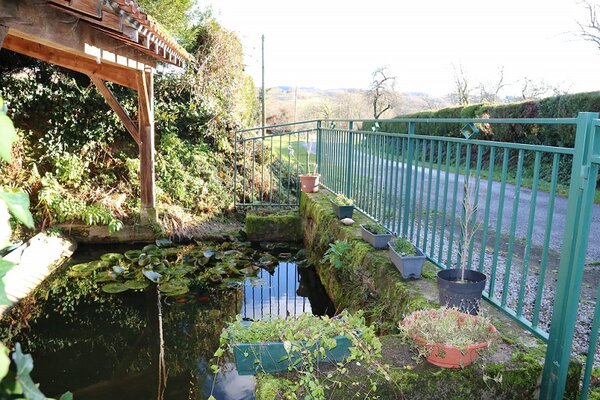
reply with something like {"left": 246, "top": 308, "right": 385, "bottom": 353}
{"left": 241, "top": 262, "right": 310, "bottom": 320}
{"left": 238, "top": 262, "right": 335, "bottom": 320}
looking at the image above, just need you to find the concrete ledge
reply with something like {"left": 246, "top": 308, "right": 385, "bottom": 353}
{"left": 0, "top": 233, "right": 75, "bottom": 317}
{"left": 295, "top": 189, "right": 581, "bottom": 399}
{"left": 57, "top": 224, "right": 156, "bottom": 244}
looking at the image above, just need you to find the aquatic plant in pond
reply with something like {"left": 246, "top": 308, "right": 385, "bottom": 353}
{"left": 67, "top": 241, "right": 268, "bottom": 297}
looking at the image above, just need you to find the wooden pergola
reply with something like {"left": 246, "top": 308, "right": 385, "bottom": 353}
{"left": 0, "top": 0, "right": 190, "bottom": 223}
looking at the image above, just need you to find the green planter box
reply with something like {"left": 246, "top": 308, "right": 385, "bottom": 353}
{"left": 331, "top": 201, "right": 354, "bottom": 219}
{"left": 233, "top": 335, "right": 353, "bottom": 375}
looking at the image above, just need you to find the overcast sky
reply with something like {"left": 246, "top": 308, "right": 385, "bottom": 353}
{"left": 201, "top": 0, "right": 600, "bottom": 97}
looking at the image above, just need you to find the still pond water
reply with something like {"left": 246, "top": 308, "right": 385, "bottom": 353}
{"left": 0, "top": 242, "right": 333, "bottom": 400}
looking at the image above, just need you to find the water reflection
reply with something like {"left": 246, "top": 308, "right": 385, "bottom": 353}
{"left": 242, "top": 261, "right": 311, "bottom": 320}
{"left": 0, "top": 244, "right": 334, "bottom": 400}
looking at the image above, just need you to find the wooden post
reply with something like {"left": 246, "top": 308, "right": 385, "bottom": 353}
{"left": 0, "top": 25, "right": 8, "bottom": 48}
{"left": 138, "top": 67, "right": 156, "bottom": 224}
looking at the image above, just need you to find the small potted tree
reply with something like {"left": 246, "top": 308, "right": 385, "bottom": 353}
{"left": 400, "top": 307, "right": 498, "bottom": 368}
{"left": 299, "top": 162, "right": 319, "bottom": 193}
{"left": 437, "top": 181, "right": 486, "bottom": 315}
{"left": 360, "top": 223, "right": 393, "bottom": 249}
{"left": 330, "top": 194, "right": 354, "bottom": 219}
{"left": 290, "top": 143, "right": 320, "bottom": 193}
{"left": 388, "top": 237, "right": 426, "bottom": 279}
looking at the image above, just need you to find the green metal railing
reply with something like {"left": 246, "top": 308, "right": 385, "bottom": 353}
{"left": 234, "top": 121, "right": 319, "bottom": 207}
{"left": 235, "top": 113, "right": 600, "bottom": 399}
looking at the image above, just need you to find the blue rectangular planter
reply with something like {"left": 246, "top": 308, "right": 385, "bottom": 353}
{"left": 232, "top": 335, "right": 352, "bottom": 375}
{"left": 360, "top": 224, "right": 393, "bottom": 249}
{"left": 331, "top": 201, "right": 354, "bottom": 219}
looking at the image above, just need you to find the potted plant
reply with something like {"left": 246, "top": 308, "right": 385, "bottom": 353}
{"left": 388, "top": 237, "right": 426, "bottom": 279}
{"left": 360, "top": 223, "right": 393, "bottom": 249}
{"left": 437, "top": 181, "right": 486, "bottom": 315}
{"left": 290, "top": 142, "right": 320, "bottom": 193}
{"left": 211, "top": 311, "right": 377, "bottom": 375}
{"left": 299, "top": 162, "right": 319, "bottom": 193}
{"left": 331, "top": 194, "right": 354, "bottom": 219}
{"left": 400, "top": 307, "right": 497, "bottom": 368}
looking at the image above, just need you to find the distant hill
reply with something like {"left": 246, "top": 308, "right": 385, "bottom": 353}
{"left": 265, "top": 86, "right": 450, "bottom": 125}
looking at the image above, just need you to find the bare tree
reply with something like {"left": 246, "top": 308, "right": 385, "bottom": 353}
{"left": 578, "top": 1, "right": 600, "bottom": 50}
{"left": 369, "top": 67, "right": 398, "bottom": 119}
{"left": 477, "top": 66, "right": 507, "bottom": 103}
{"left": 452, "top": 64, "right": 471, "bottom": 105}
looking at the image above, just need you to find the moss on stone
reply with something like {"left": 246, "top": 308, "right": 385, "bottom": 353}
{"left": 245, "top": 211, "right": 302, "bottom": 242}
{"left": 298, "top": 189, "right": 581, "bottom": 399}
{"left": 256, "top": 373, "right": 292, "bottom": 400}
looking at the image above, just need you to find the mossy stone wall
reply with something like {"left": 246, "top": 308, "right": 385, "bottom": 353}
{"left": 245, "top": 212, "right": 302, "bottom": 242}
{"left": 297, "top": 189, "right": 581, "bottom": 399}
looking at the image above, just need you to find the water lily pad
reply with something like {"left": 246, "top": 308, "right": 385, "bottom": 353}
{"left": 138, "top": 255, "right": 151, "bottom": 267}
{"left": 100, "top": 253, "right": 124, "bottom": 262}
{"left": 142, "top": 244, "right": 160, "bottom": 252}
{"left": 70, "top": 263, "right": 89, "bottom": 272}
{"left": 142, "top": 269, "right": 161, "bottom": 283}
{"left": 125, "top": 280, "right": 149, "bottom": 290}
{"left": 68, "top": 269, "right": 91, "bottom": 278}
{"left": 102, "top": 282, "right": 130, "bottom": 293}
{"left": 88, "top": 260, "right": 109, "bottom": 271}
{"left": 124, "top": 250, "right": 142, "bottom": 260}
{"left": 112, "top": 266, "right": 125, "bottom": 274}
{"left": 159, "top": 285, "right": 189, "bottom": 296}
{"left": 95, "top": 271, "right": 117, "bottom": 282}
{"left": 155, "top": 238, "right": 173, "bottom": 248}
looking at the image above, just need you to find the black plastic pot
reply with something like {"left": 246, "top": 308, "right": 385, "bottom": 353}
{"left": 437, "top": 269, "right": 487, "bottom": 315}
{"left": 331, "top": 202, "right": 354, "bottom": 219}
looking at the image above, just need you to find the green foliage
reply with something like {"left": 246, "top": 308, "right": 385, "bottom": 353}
{"left": 137, "top": 0, "right": 201, "bottom": 51}
{"left": 53, "top": 152, "right": 88, "bottom": 187}
{"left": 0, "top": 12, "right": 256, "bottom": 229}
{"left": 38, "top": 174, "right": 123, "bottom": 232}
{"left": 365, "top": 91, "right": 600, "bottom": 149}
{"left": 323, "top": 239, "right": 353, "bottom": 271}
{"left": 212, "top": 311, "right": 390, "bottom": 400}
{"left": 391, "top": 237, "right": 416, "bottom": 257}
{"left": 333, "top": 194, "right": 353, "bottom": 206}
{"left": 362, "top": 223, "right": 388, "bottom": 235}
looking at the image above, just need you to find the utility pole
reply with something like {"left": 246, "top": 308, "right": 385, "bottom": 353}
{"left": 261, "top": 34, "right": 266, "bottom": 137}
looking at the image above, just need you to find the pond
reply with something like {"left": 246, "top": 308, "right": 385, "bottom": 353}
{"left": 0, "top": 241, "right": 334, "bottom": 400}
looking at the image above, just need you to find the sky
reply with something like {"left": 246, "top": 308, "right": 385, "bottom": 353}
{"left": 201, "top": 0, "right": 600, "bottom": 97}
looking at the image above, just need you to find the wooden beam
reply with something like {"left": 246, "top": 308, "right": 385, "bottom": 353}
{"left": 90, "top": 76, "right": 140, "bottom": 145}
{"left": 0, "top": 25, "right": 7, "bottom": 48}
{"left": 3, "top": 33, "right": 139, "bottom": 89}
{"left": 137, "top": 68, "right": 156, "bottom": 222}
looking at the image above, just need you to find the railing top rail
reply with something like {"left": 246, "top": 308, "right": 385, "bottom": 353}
{"left": 237, "top": 120, "right": 319, "bottom": 134}
{"left": 235, "top": 128, "right": 316, "bottom": 143}
{"left": 320, "top": 127, "right": 576, "bottom": 154}
{"left": 329, "top": 117, "right": 579, "bottom": 125}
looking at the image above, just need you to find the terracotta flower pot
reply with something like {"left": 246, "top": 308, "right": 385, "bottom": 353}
{"left": 402, "top": 309, "right": 497, "bottom": 369}
{"left": 299, "top": 174, "right": 320, "bottom": 193}
{"left": 412, "top": 335, "right": 493, "bottom": 368}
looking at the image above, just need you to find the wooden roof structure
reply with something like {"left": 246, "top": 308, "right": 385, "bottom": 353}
{"left": 0, "top": 0, "right": 190, "bottom": 223}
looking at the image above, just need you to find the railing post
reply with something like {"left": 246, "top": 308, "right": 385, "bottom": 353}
{"left": 402, "top": 121, "right": 416, "bottom": 236}
{"left": 345, "top": 120, "right": 354, "bottom": 197}
{"left": 233, "top": 130, "right": 238, "bottom": 208}
{"left": 316, "top": 120, "right": 322, "bottom": 176}
{"left": 540, "top": 112, "right": 599, "bottom": 399}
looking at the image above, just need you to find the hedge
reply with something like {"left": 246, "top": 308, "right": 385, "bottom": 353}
{"left": 363, "top": 91, "right": 600, "bottom": 149}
